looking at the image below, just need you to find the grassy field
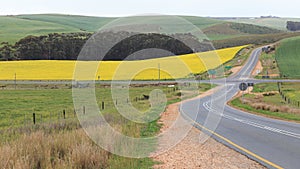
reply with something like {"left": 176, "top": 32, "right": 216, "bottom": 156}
{"left": 275, "top": 36, "right": 300, "bottom": 78}
{"left": 0, "top": 83, "right": 214, "bottom": 168}
{"left": 203, "top": 22, "right": 283, "bottom": 41}
{"left": 0, "top": 16, "right": 81, "bottom": 44}
{"left": 226, "top": 17, "right": 300, "bottom": 31}
{"left": 0, "top": 14, "right": 224, "bottom": 44}
{"left": 230, "top": 82, "right": 300, "bottom": 122}
{"left": 17, "top": 14, "right": 116, "bottom": 32}
{"left": 0, "top": 14, "right": 288, "bottom": 45}
{"left": 0, "top": 83, "right": 213, "bottom": 129}
{"left": 0, "top": 45, "right": 246, "bottom": 80}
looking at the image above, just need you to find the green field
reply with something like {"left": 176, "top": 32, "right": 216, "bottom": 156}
{"left": 0, "top": 83, "right": 212, "bottom": 128}
{"left": 0, "top": 83, "right": 204, "bottom": 129}
{"left": 275, "top": 36, "right": 300, "bottom": 78}
{"left": 0, "top": 14, "right": 287, "bottom": 45}
{"left": 1, "top": 14, "right": 223, "bottom": 44}
{"left": 17, "top": 14, "right": 116, "bottom": 32}
{"left": 0, "top": 16, "right": 81, "bottom": 44}
{"left": 226, "top": 18, "right": 300, "bottom": 31}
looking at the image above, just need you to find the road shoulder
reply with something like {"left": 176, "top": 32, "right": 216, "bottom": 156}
{"left": 152, "top": 88, "right": 265, "bottom": 169}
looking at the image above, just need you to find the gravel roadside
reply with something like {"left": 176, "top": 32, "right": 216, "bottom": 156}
{"left": 151, "top": 88, "right": 265, "bottom": 169}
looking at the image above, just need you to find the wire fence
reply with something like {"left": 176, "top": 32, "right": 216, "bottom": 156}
{"left": 277, "top": 82, "right": 300, "bottom": 108}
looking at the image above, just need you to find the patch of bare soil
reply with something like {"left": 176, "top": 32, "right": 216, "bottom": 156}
{"left": 269, "top": 74, "right": 280, "bottom": 77}
{"left": 152, "top": 88, "right": 265, "bottom": 169}
{"left": 252, "top": 60, "right": 263, "bottom": 76}
{"left": 230, "top": 66, "right": 242, "bottom": 75}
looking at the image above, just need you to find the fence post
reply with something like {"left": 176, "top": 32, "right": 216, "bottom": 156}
{"left": 24, "top": 113, "right": 26, "bottom": 125}
{"left": 83, "top": 106, "right": 85, "bottom": 115}
{"left": 63, "top": 110, "right": 66, "bottom": 119}
{"left": 33, "top": 113, "right": 36, "bottom": 125}
{"left": 102, "top": 101, "right": 105, "bottom": 110}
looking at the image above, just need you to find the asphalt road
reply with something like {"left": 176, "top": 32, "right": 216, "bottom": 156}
{"left": 181, "top": 48, "right": 300, "bottom": 169}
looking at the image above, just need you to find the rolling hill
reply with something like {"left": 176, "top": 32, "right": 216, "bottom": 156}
{"left": 203, "top": 22, "right": 282, "bottom": 40}
{"left": 0, "top": 15, "right": 81, "bottom": 44}
{"left": 0, "top": 14, "right": 285, "bottom": 45}
{"left": 16, "top": 14, "right": 116, "bottom": 32}
{"left": 225, "top": 17, "right": 300, "bottom": 31}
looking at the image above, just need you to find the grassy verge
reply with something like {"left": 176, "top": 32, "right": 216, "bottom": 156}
{"left": 230, "top": 97, "right": 300, "bottom": 122}
{"left": 229, "top": 82, "right": 300, "bottom": 122}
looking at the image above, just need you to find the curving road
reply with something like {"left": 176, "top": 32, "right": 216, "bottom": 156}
{"left": 181, "top": 47, "right": 300, "bottom": 169}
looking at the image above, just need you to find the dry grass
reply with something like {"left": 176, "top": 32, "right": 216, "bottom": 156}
{"left": 242, "top": 97, "right": 300, "bottom": 115}
{"left": 0, "top": 129, "right": 110, "bottom": 169}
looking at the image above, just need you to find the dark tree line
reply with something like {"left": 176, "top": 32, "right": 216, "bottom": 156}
{"left": 0, "top": 33, "right": 92, "bottom": 61}
{"left": 15, "top": 33, "right": 92, "bottom": 60}
{"left": 102, "top": 33, "right": 213, "bottom": 60}
{"left": 0, "top": 31, "right": 213, "bottom": 61}
{"left": 287, "top": 21, "right": 300, "bottom": 31}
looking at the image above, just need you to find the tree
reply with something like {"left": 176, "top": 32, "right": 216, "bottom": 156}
{"left": 287, "top": 21, "right": 300, "bottom": 31}
{"left": 0, "top": 43, "right": 15, "bottom": 61}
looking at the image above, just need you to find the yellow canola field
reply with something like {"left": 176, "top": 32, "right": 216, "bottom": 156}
{"left": 0, "top": 45, "right": 247, "bottom": 81}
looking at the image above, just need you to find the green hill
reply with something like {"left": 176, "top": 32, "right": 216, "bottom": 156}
{"left": 203, "top": 22, "right": 283, "bottom": 40}
{"left": 226, "top": 18, "right": 300, "bottom": 31}
{"left": 275, "top": 36, "right": 300, "bottom": 78}
{"left": 181, "top": 16, "right": 224, "bottom": 29}
{"left": 16, "top": 14, "right": 116, "bottom": 32}
{"left": 0, "top": 15, "right": 81, "bottom": 44}
{"left": 1, "top": 14, "right": 224, "bottom": 44}
{"left": 0, "top": 14, "right": 287, "bottom": 45}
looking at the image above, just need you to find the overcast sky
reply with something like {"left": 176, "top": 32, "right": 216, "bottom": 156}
{"left": 0, "top": 0, "right": 299, "bottom": 18}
